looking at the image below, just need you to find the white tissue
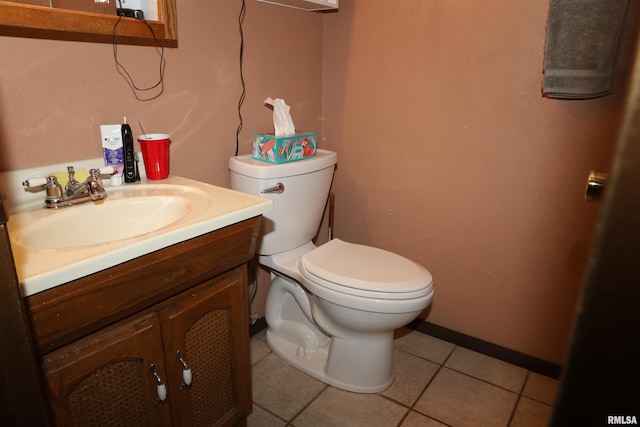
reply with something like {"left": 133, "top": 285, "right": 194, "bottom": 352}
{"left": 265, "top": 97, "right": 296, "bottom": 136}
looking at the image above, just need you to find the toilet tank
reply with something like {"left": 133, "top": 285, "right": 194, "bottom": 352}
{"left": 229, "top": 149, "right": 337, "bottom": 255}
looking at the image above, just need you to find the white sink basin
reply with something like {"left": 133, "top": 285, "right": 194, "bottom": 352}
{"left": 14, "top": 195, "right": 191, "bottom": 249}
{"left": 7, "top": 176, "right": 272, "bottom": 297}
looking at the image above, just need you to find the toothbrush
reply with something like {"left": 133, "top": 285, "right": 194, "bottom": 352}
{"left": 122, "top": 116, "right": 136, "bottom": 183}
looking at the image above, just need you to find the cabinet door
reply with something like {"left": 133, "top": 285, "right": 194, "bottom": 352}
{"left": 43, "top": 313, "right": 172, "bottom": 427}
{"left": 160, "top": 270, "right": 251, "bottom": 427}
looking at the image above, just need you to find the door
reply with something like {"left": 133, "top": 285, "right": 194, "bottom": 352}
{"left": 550, "top": 34, "right": 640, "bottom": 426}
{"left": 43, "top": 313, "right": 172, "bottom": 427}
{"left": 160, "top": 270, "right": 252, "bottom": 427}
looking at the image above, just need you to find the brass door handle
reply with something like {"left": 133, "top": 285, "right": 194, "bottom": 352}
{"left": 585, "top": 170, "right": 608, "bottom": 202}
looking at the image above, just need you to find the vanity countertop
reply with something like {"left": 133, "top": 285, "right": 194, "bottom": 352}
{"left": 5, "top": 174, "right": 272, "bottom": 297}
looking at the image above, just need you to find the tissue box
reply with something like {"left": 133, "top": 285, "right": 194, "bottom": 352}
{"left": 252, "top": 132, "right": 317, "bottom": 164}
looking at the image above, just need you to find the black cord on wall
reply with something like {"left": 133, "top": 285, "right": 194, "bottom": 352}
{"left": 112, "top": 0, "right": 166, "bottom": 98}
{"left": 236, "top": 0, "right": 247, "bottom": 156}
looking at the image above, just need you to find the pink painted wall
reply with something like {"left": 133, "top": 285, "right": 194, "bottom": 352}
{"left": 0, "top": 0, "right": 324, "bottom": 185}
{"left": 1, "top": 0, "right": 636, "bottom": 365}
{"left": 320, "top": 0, "right": 637, "bottom": 364}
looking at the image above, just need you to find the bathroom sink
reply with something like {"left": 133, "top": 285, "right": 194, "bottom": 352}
{"left": 14, "top": 195, "right": 190, "bottom": 249}
{"left": 6, "top": 176, "right": 273, "bottom": 296}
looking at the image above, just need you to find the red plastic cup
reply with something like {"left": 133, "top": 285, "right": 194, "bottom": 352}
{"left": 138, "top": 134, "right": 170, "bottom": 180}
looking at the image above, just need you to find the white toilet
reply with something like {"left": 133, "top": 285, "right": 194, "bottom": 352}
{"left": 229, "top": 149, "right": 434, "bottom": 393}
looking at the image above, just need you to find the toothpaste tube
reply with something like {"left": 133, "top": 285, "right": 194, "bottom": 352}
{"left": 100, "top": 124, "right": 124, "bottom": 175}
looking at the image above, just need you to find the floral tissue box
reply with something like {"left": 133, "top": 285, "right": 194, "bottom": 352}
{"left": 252, "top": 132, "right": 317, "bottom": 164}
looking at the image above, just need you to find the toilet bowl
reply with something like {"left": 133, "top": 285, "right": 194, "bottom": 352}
{"left": 229, "top": 150, "right": 434, "bottom": 393}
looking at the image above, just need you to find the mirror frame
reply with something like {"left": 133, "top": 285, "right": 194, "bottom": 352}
{"left": 0, "top": 0, "right": 177, "bottom": 47}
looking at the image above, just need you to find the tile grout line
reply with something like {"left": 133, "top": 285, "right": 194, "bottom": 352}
{"left": 439, "top": 346, "right": 533, "bottom": 396}
{"left": 251, "top": 401, "right": 290, "bottom": 426}
{"left": 252, "top": 343, "right": 330, "bottom": 426}
{"left": 506, "top": 370, "right": 531, "bottom": 427}
{"left": 358, "top": 337, "right": 461, "bottom": 425}
{"left": 400, "top": 344, "right": 458, "bottom": 426}
{"left": 439, "top": 364, "right": 526, "bottom": 396}
{"left": 288, "top": 383, "right": 329, "bottom": 425}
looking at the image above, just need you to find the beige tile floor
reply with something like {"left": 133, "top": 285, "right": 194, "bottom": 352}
{"left": 249, "top": 328, "right": 559, "bottom": 427}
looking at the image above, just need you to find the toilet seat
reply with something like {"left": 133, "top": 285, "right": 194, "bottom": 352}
{"left": 300, "top": 239, "right": 433, "bottom": 300}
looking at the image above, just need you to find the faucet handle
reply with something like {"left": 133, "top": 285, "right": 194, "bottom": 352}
{"left": 22, "top": 177, "right": 48, "bottom": 188}
{"left": 98, "top": 166, "right": 116, "bottom": 175}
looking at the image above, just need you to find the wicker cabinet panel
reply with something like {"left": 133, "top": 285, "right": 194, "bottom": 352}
{"left": 42, "top": 314, "right": 172, "bottom": 426}
{"left": 160, "top": 273, "right": 251, "bottom": 427}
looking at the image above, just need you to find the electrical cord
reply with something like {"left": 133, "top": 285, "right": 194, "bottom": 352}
{"left": 236, "top": 0, "right": 246, "bottom": 156}
{"left": 112, "top": 0, "right": 166, "bottom": 95}
{"left": 236, "top": 0, "right": 256, "bottom": 324}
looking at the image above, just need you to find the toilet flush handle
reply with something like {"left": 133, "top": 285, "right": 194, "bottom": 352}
{"left": 261, "top": 183, "right": 285, "bottom": 194}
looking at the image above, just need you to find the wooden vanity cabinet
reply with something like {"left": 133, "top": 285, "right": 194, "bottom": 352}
{"left": 26, "top": 217, "right": 261, "bottom": 427}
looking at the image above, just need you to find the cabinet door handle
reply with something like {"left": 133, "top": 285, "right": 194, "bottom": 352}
{"left": 150, "top": 364, "right": 167, "bottom": 405}
{"left": 176, "top": 350, "right": 192, "bottom": 390}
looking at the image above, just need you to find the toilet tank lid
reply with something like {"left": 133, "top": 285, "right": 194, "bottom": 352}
{"left": 229, "top": 149, "right": 337, "bottom": 179}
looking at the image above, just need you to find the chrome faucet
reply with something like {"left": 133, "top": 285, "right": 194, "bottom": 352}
{"left": 23, "top": 166, "right": 112, "bottom": 209}
{"left": 65, "top": 166, "right": 83, "bottom": 196}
